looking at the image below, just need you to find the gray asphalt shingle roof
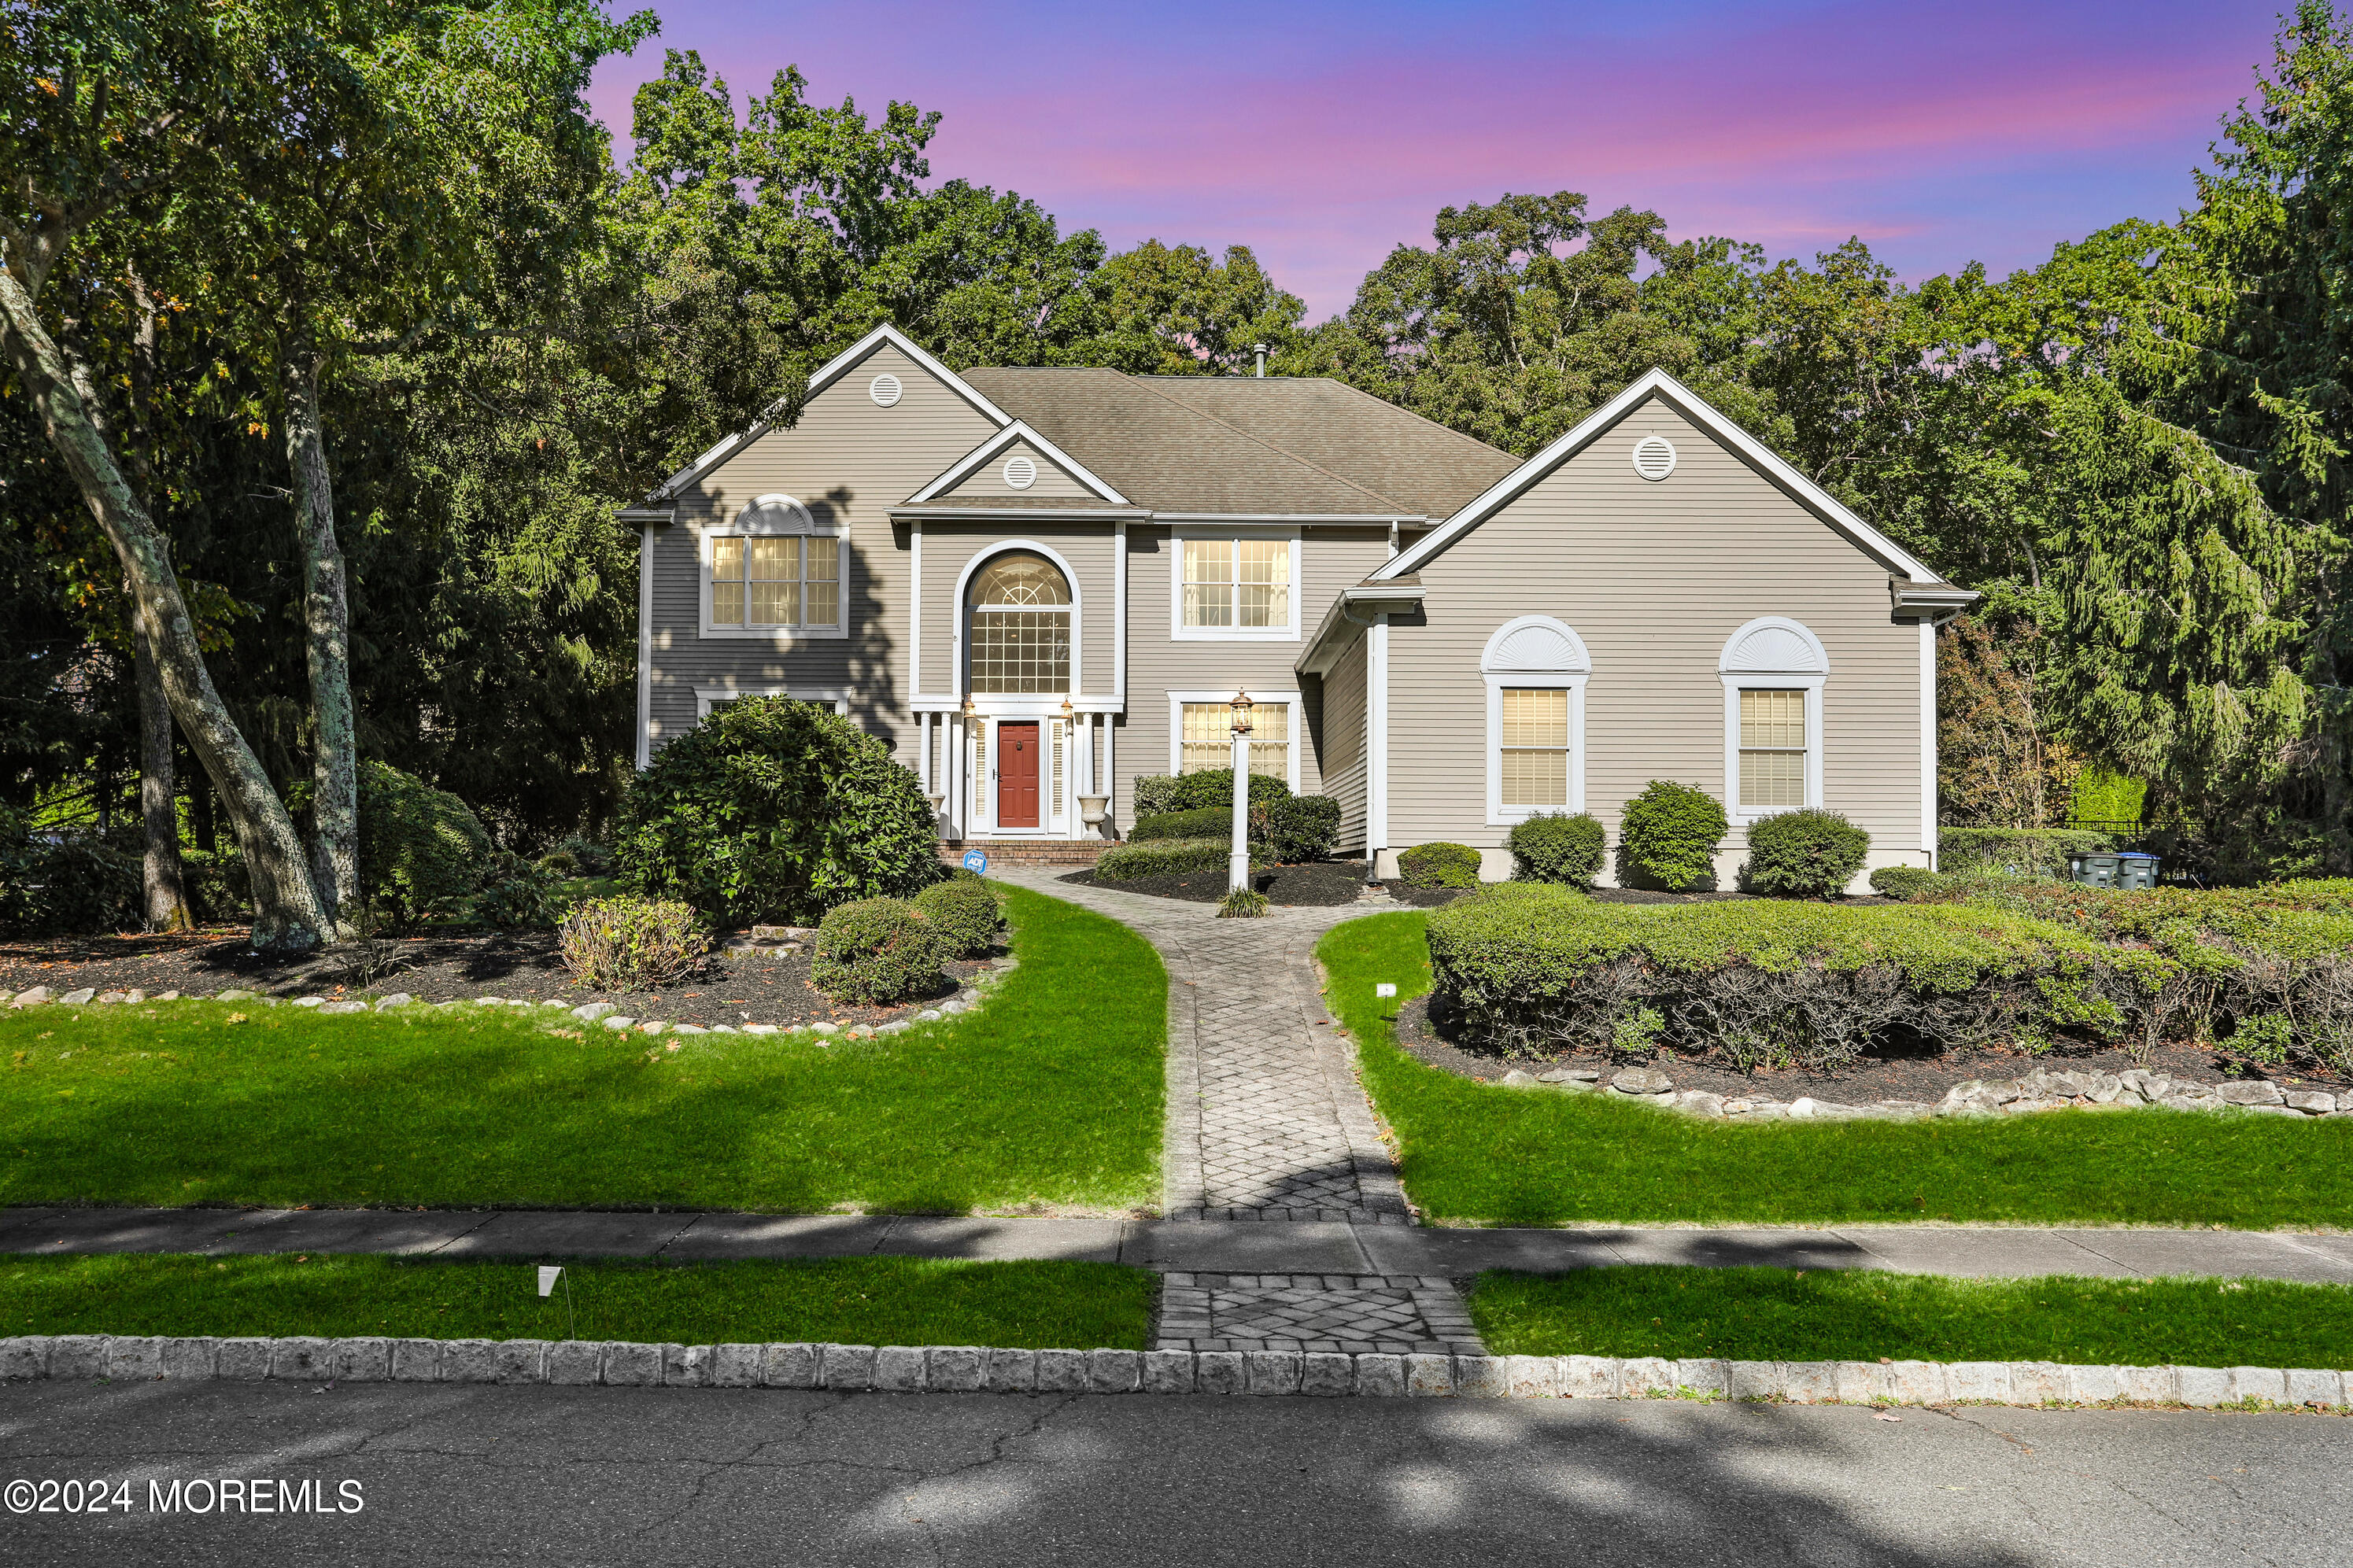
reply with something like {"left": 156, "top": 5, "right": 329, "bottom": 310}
{"left": 955, "top": 367, "right": 1515, "bottom": 518}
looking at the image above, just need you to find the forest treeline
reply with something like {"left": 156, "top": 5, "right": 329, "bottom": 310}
{"left": 7, "top": 0, "right": 2352, "bottom": 939}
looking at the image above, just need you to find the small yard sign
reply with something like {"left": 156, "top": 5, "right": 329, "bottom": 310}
{"left": 537, "top": 1266, "right": 563, "bottom": 1297}
{"left": 1375, "top": 983, "right": 1398, "bottom": 998}
{"left": 962, "top": 850, "right": 988, "bottom": 875}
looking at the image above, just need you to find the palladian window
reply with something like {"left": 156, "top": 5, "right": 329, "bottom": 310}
{"left": 967, "top": 552, "right": 1071, "bottom": 694}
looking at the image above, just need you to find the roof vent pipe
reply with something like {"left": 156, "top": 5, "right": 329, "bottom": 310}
{"left": 1254, "top": 343, "right": 1268, "bottom": 378}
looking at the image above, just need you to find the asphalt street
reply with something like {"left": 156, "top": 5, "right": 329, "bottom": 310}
{"left": 2, "top": 1381, "right": 2345, "bottom": 1566}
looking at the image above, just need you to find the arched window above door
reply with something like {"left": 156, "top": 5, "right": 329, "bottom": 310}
{"left": 967, "top": 551, "right": 1072, "bottom": 693}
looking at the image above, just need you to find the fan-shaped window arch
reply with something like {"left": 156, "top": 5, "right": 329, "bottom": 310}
{"left": 1483, "top": 616, "right": 1590, "bottom": 824}
{"left": 966, "top": 550, "right": 1072, "bottom": 693}
{"left": 701, "top": 494, "right": 842, "bottom": 636}
{"left": 1719, "top": 616, "right": 1827, "bottom": 821}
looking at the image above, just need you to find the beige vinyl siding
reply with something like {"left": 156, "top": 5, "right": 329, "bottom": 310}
{"left": 916, "top": 521, "right": 1117, "bottom": 699}
{"left": 936, "top": 438, "right": 1099, "bottom": 500}
{"left": 1317, "top": 633, "right": 1371, "bottom": 854}
{"left": 647, "top": 341, "right": 996, "bottom": 768}
{"left": 1112, "top": 525, "right": 1390, "bottom": 828}
{"left": 1383, "top": 397, "right": 1925, "bottom": 882}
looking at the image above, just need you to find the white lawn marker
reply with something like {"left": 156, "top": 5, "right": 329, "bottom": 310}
{"left": 1376, "top": 982, "right": 1398, "bottom": 1020}
{"left": 537, "top": 1264, "right": 577, "bottom": 1341}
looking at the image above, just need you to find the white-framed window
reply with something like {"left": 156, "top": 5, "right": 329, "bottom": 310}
{"left": 1718, "top": 616, "right": 1827, "bottom": 822}
{"left": 692, "top": 686, "right": 848, "bottom": 719}
{"left": 1172, "top": 529, "right": 1298, "bottom": 640}
{"left": 1481, "top": 617, "right": 1590, "bottom": 825}
{"left": 966, "top": 552, "right": 1072, "bottom": 695}
{"left": 1167, "top": 690, "right": 1301, "bottom": 791}
{"left": 697, "top": 494, "right": 846, "bottom": 640}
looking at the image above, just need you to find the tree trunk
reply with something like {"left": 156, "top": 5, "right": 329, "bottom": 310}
{"left": 134, "top": 603, "right": 194, "bottom": 931}
{"left": 281, "top": 326, "right": 358, "bottom": 938}
{"left": 0, "top": 266, "right": 326, "bottom": 953}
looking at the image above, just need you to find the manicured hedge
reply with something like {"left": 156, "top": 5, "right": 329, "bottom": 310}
{"left": 1618, "top": 780, "right": 1726, "bottom": 891}
{"left": 1424, "top": 881, "right": 2353, "bottom": 1077}
{"left": 1741, "top": 809, "right": 1870, "bottom": 898}
{"left": 1095, "top": 837, "right": 1246, "bottom": 882}
{"left": 1131, "top": 806, "right": 1232, "bottom": 843}
{"left": 914, "top": 876, "right": 1002, "bottom": 958}
{"left": 811, "top": 897, "right": 948, "bottom": 1004}
{"left": 1132, "top": 769, "right": 1291, "bottom": 816}
{"left": 1939, "top": 828, "right": 2115, "bottom": 877}
{"left": 1399, "top": 843, "right": 1483, "bottom": 890}
{"left": 1263, "top": 795, "right": 1343, "bottom": 863}
{"left": 1509, "top": 813, "right": 1605, "bottom": 887}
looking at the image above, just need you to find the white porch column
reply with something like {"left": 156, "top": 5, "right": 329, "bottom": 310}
{"left": 1368, "top": 613, "right": 1390, "bottom": 867}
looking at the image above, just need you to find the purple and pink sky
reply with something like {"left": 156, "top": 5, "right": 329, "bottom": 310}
{"left": 584, "top": 1, "right": 2284, "bottom": 317}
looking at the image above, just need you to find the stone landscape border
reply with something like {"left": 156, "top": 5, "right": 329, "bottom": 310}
{"left": 1500, "top": 1063, "right": 2351, "bottom": 1121}
{"left": 5, "top": 1334, "right": 2346, "bottom": 1410}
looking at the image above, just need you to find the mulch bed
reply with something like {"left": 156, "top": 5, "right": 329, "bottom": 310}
{"left": 1386, "top": 994, "right": 2344, "bottom": 1098}
{"left": 1059, "top": 860, "right": 1376, "bottom": 907}
{"left": 0, "top": 928, "right": 994, "bottom": 1032}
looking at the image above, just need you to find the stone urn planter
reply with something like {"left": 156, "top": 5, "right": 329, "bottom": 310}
{"left": 1078, "top": 794, "right": 1110, "bottom": 836}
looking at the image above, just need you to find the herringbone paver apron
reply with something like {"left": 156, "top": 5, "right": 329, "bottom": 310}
{"left": 997, "top": 869, "right": 1474, "bottom": 1355}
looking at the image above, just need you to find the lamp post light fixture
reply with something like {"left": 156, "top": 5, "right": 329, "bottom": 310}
{"left": 1227, "top": 691, "right": 1254, "bottom": 894}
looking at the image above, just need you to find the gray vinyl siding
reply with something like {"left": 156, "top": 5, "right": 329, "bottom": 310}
{"left": 1383, "top": 397, "right": 1926, "bottom": 881}
{"left": 645, "top": 342, "right": 996, "bottom": 768}
{"left": 916, "top": 521, "right": 1118, "bottom": 699}
{"left": 1113, "top": 525, "right": 1391, "bottom": 828}
{"left": 936, "top": 438, "right": 1097, "bottom": 500}
{"left": 1317, "top": 633, "right": 1371, "bottom": 854}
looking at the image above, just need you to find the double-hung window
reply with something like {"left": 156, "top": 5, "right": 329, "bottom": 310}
{"left": 1498, "top": 688, "right": 1571, "bottom": 807}
{"left": 703, "top": 495, "right": 842, "bottom": 637}
{"left": 1718, "top": 617, "right": 1827, "bottom": 821}
{"left": 1737, "top": 690, "right": 1808, "bottom": 810}
{"left": 1482, "top": 617, "right": 1590, "bottom": 825}
{"left": 1176, "top": 534, "right": 1295, "bottom": 638}
{"left": 1179, "top": 700, "right": 1289, "bottom": 778}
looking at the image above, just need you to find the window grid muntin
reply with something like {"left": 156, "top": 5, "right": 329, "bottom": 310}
{"left": 1181, "top": 537, "right": 1291, "bottom": 630}
{"left": 710, "top": 530, "right": 839, "bottom": 629}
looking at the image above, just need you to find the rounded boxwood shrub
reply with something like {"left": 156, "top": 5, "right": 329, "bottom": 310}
{"left": 1398, "top": 842, "right": 1483, "bottom": 890}
{"left": 617, "top": 697, "right": 937, "bottom": 927}
{"left": 811, "top": 897, "right": 949, "bottom": 1004}
{"left": 1263, "top": 795, "right": 1342, "bottom": 863}
{"left": 1132, "top": 769, "right": 1291, "bottom": 816}
{"left": 1742, "top": 808, "right": 1872, "bottom": 898}
{"left": 1508, "top": 812, "right": 1605, "bottom": 886}
{"left": 914, "top": 876, "right": 1002, "bottom": 957}
{"left": 559, "top": 895, "right": 707, "bottom": 989}
{"left": 356, "top": 761, "right": 492, "bottom": 928}
{"left": 1617, "top": 780, "right": 1727, "bottom": 891}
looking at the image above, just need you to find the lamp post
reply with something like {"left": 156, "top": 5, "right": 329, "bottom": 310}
{"left": 1227, "top": 690, "right": 1254, "bottom": 894}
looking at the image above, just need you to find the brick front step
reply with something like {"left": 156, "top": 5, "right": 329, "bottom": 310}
{"left": 938, "top": 839, "right": 1109, "bottom": 865}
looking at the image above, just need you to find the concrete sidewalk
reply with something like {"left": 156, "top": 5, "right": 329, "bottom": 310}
{"left": 7, "top": 1205, "right": 2351, "bottom": 1283}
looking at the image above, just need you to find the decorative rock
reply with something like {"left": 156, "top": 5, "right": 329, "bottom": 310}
{"left": 58, "top": 988, "right": 95, "bottom": 1005}
{"left": 124, "top": 988, "right": 146, "bottom": 1003}
{"left": 743, "top": 1024, "right": 778, "bottom": 1035}
{"left": 670, "top": 1024, "right": 708, "bottom": 1035}
{"left": 874, "top": 1021, "right": 907, "bottom": 1035}
{"left": 1610, "top": 1066, "right": 1673, "bottom": 1095}
{"left": 638, "top": 1021, "right": 668, "bottom": 1035}
{"left": 372, "top": 994, "right": 412, "bottom": 1010}
{"left": 293, "top": 996, "right": 326, "bottom": 1008}
{"left": 475, "top": 997, "right": 506, "bottom": 1006}
{"left": 2001, "top": 1098, "right": 2068, "bottom": 1116}
{"left": 762, "top": 1343, "right": 818, "bottom": 1389}
{"left": 874, "top": 1346, "right": 928, "bottom": 1392}
{"left": 810, "top": 1022, "right": 840, "bottom": 1035}
{"left": 601, "top": 1016, "right": 636, "bottom": 1031}
{"left": 216, "top": 988, "right": 254, "bottom": 1001}
{"left": 542, "top": 1000, "right": 568, "bottom": 1009}
{"left": 915, "top": 1010, "right": 942, "bottom": 1023}
{"left": 2284, "top": 1090, "right": 2337, "bottom": 1114}
{"left": 1140, "top": 1348, "right": 1196, "bottom": 1395}
{"left": 2159, "top": 1091, "right": 2222, "bottom": 1112}
{"left": 12, "top": 986, "right": 52, "bottom": 1005}
{"left": 318, "top": 1000, "right": 366, "bottom": 1014}
{"left": 927, "top": 1346, "right": 985, "bottom": 1393}
{"left": 95, "top": 991, "right": 127, "bottom": 1005}
{"left": 153, "top": 991, "right": 180, "bottom": 1002}
{"left": 711, "top": 1024, "right": 739, "bottom": 1034}
{"left": 938, "top": 1000, "right": 966, "bottom": 1016}
{"left": 847, "top": 1026, "right": 874, "bottom": 1039}
{"left": 1671, "top": 1090, "right": 1726, "bottom": 1118}
{"left": 2215, "top": 1079, "right": 2286, "bottom": 1107}
{"left": 1537, "top": 1066, "right": 1603, "bottom": 1083}
{"left": 1500, "top": 1070, "right": 1540, "bottom": 1088}
{"left": 982, "top": 1348, "right": 1036, "bottom": 1393}
{"left": 572, "top": 1002, "right": 616, "bottom": 1022}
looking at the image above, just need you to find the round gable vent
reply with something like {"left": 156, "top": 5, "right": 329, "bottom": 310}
{"left": 1003, "top": 455, "right": 1038, "bottom": 490}
{"left": 1631, "top": 434, "right": 1677, "bottom": 481}
{"left": 869, "top": 373, "right": 902, "bottom": 407}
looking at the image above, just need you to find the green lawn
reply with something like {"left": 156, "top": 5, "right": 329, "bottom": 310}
{"left": 1320, "top": 910, "right": 2353, "bottom": 1228}
{"left": 0, "top": 1253, "right": 1154, "bottom": 1348}
{"left": 1, "top": 884, "right": 1162, "bottom": 1214}
{"left": 1470, "top": 1266, "right": 2353, "bottom": 1369}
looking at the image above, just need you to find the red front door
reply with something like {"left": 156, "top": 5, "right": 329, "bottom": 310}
{"left": 997, "top": 721, "right": 1040, "bottom": 828}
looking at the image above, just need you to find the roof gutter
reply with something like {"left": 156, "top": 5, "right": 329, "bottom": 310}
{"left": 1296, "top": 577, "right": 1426, "bottom": 677}
{"left": 616, "top": 507, "right": 674, "bottom": 525}
{"left": 1890, "top": 578, "right": 1981, "bottom": 625}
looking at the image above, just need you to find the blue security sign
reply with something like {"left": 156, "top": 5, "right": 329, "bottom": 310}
{"left": 962, "top": 850, "right": 988, "bottom": 875}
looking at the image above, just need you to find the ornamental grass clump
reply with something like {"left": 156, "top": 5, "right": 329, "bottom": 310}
{"left": 1741, "top": 809, "right": 1871, "bottom": 899}
{"left": 914, "top": 876, "right": 1003, "bottom": 958}
{"left": 811, "top": 898, "right": 949, "bottom": 1005}
{"left": 1217, "top": 887, "right": 1269, "bottom": 918}
{"left": 1508, "top": 813, "right": 1605, "bottom": 887}
{"left": 1616, "top": 780, "right": 1727, "bottom": 891}
{"left": 559, "top": 896, "right": 707, "bottom": 990}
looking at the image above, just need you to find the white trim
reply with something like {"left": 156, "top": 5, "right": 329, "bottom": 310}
{"left": 966, "top": 706, "right": 1075, "bottom": 836}
{"left": 1921, "top": 618, "right": 1937, "bottom": 869}
{"left": 693, "top": 507, "right": 850, "bottom": 642}
{"left": 910, "top": 521, "right": 923, "bottom": 696}
{"left": 692, "top": 684, "right": 848, "bottom": 718}
{"left": 1113, "top": 521, "right": 1128, "bottom": 699}
{"left": 1169, "top": 525, "right": 1302, "bottom": 643}
{"left": 641, "top": 323, "right": 1009, "bottom": 504}
{"left": 1166, "top": 690, "right": 1304, "bottom": 795}
{"left": 904, "top": 421, "right": 1130, "bottom": 506}
{"left": 1368, "top": 614, "right": 1390, "bottom": 854}
{"left": 1372, "top": 367, "right": 1945, "bottom": 586}
{"left": 1480, "top": 617, "right": 1592, "bottom": 826}
{"left": 952, "top": 540, "right": 1083, "bottom": 700}
{"left": 634, "top": 523, "right": 653, "bottom": 769}
{"left": 1717, "top": 617, "right": 1829, "bottom": 825}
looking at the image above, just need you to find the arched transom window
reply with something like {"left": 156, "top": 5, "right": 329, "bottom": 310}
{"left": 1482, "top": 615, "right": 1591, "bottom": 824}
{"left": 967, "top": 552, "right": 1071, "bottom": 693}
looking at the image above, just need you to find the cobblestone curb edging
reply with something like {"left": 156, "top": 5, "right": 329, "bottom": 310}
{"left": 5, "top": 1335, "right": 2345, "bottom": 1408}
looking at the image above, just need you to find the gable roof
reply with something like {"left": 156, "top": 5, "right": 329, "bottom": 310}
{"left": 959, "top": 367, "right": 1457, "bottom": 518}
{"left": 1375, "top": 367, "right": 1951, "bottom": 585}
{"left": 904, "top": 419, "right": 1131, "bottom": 506}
